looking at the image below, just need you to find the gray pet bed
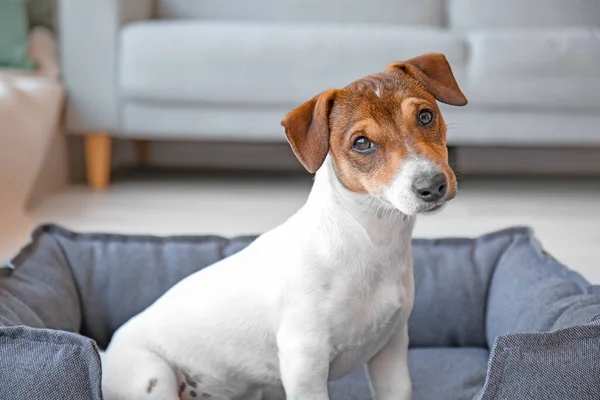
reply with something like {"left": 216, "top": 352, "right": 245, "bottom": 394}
{"left": 1, "top": 225, "right": 600, "bottom": 400}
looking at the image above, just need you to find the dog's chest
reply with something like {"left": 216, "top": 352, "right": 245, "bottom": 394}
{"left": 323, "top": 252, "right": 413, "bottom": 379}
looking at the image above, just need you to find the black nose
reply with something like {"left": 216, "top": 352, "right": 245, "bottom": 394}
{"left": 412, "top": 172, "right": 447, "bottom": 203}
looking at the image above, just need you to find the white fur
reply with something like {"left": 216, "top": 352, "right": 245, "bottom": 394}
{"left": 102, "top": 155, "right": 439, "bottom": 400}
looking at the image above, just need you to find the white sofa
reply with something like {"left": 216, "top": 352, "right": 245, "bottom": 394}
{"left": 58, "top": 0, "right": 600, "bottom": 188}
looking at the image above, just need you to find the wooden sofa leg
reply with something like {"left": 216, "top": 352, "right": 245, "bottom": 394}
{"left": 134, "top": 139, "right": 150, "bottom": 166}
{"left": 85, "top": 133, "right": 112, "bottom": 190}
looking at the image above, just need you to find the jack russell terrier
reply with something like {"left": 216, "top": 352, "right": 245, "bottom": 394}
{"left": 102, "top": 52, "right": 467, "bottom": 400}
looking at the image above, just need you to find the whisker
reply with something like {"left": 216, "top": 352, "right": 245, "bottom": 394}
{"left": 386, "top": 205, "right": 395, "bottom": 220}
{"left": 375, "top": 199, "right": 387, "bottom": 217}
{"left": 394, "top": 209, "right": 402, "bottom": 225}
{"left": 357, "top": 195, "right": 373, "bottom": 206}
{"left": 367, "top": 196, "right": 376, "bottom": 212}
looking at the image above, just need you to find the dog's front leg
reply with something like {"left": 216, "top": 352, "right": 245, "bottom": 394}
{"left": 277, "top": 324, "right": 330, "bottom": 400}
{"left": 367, "top": 324, "right": 412, "bottom": 400}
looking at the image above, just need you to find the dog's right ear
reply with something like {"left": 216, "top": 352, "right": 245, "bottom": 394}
{"left": 281, "top": 89, "right": 338, "bottom": 174}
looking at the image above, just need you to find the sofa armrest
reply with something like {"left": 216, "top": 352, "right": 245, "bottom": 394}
{"left": 58, "top": 0, "right": 154, "bottom": 134}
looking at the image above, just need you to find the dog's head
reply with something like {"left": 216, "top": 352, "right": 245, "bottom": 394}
{"left": 281, "top": 53, "right": 467, "bottom": 215}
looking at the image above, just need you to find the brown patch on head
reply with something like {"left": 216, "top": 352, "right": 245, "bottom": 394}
{"left": 146, "top": 378, "right": 158, "bottom": 394}
{"left": 281, "top": 53, "right": 466, "bottom": 199}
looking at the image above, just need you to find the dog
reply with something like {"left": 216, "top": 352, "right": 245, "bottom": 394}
{"left": 102, "top": 52, "right": 467, "bottom": 400}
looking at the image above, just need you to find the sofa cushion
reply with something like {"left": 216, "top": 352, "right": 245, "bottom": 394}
{"left": 157, "top": 0, "right": 445, "bottom": 26}
{"left": 0, "top": 326, "right": 102, "bottom": 400}
{"left": 449, "top": 0, "right": 600, "bottom": 28}
{"left": 119, "top": 20, "right": 466, "bottom": 107}
{"left": 466, "top": 29, "right": 600, "bottom": 111}
{"left": 120, "top": 102, "right": 292, "bottom": 140}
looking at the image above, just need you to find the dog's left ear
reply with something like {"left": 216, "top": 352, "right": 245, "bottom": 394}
{"left": 281, "top": 89, "right": 338, "bottom": 174}
{"left": 387, "top": 53, "right": 468, "bottom": 106}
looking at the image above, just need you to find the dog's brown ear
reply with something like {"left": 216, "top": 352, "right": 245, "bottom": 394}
{"left": 281, "top": 89, "right": 338, "bottom": 173}
{"left": 387, "top": 53, "right": 468, "bottom": 106}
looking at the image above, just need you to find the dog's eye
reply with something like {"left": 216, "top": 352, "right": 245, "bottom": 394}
{"left": 418, "top": 109, "right": 434, "bottom": 126}
{"left": 352, "top": 136, "right": 376, "bottom": 153}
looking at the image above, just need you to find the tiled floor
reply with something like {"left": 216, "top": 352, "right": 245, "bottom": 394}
{"left": 28, "top": 172, "right": 600, "bottom": 283}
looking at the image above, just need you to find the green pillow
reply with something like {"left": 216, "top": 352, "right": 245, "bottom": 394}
{"left": 0, "top": 0, "right": 34, "bottom": 69}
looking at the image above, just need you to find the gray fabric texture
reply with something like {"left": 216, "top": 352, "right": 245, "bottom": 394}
{"left": 330, "top": 347, "right": 490, "bottom": 400}
{"left": 486, "top": 229, "right": 599, "bottom": 346}
{"left": 409, "top": 348, "right": 490, "bottom": 400}
{"left": 409, "top": 230, "right": 514, "bottom": 348}
{"left": 1, "top": 225, "right": 254, "bottom": 348}
{"left": 1, "top": 224, "right": 600, "bottom": 400}
{"left": 476, "top": 322, "right": 600, "bottom": 400}
{"left": 0, "top": 231, "right": 81, "bottom": 331}
{"left": 0, "top": 325, "right": 102, "bottom": 400}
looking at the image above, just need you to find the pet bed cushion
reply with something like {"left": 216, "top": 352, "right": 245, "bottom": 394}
{"left": 1, "top": 225, "right": 600, "bottom": 400}
{"left": 475, "top": 322, "right": 600, "bottom": 400}
{"left": 408, "top": 347, "right": 489, "bottom": 400}
{"left": 0, "top": 326, "right": 102, "bottom": 400}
